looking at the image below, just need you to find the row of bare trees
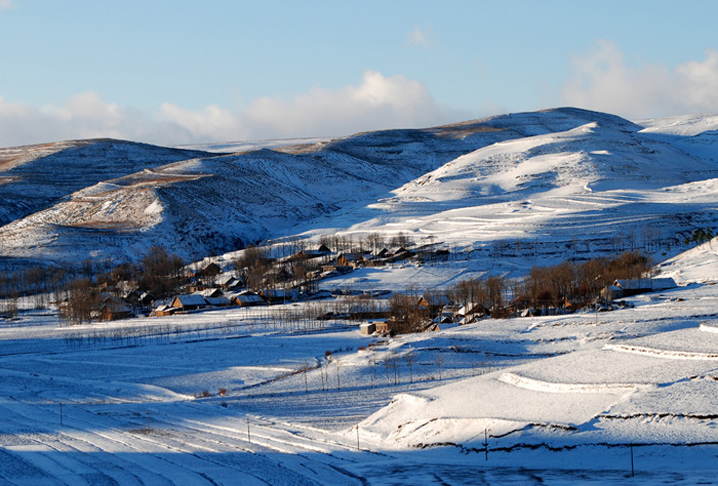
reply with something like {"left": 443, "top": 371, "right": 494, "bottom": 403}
{"left": 515, "top": 250, "right": 653, "bottom": 310}
{"left": 445, "top": 250, "right": 653, "bottom": 315}
{"left": 318, "top": 232, "right": 413, "bottom": 256}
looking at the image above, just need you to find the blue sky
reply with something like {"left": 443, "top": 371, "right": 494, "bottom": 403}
{"left": 1, "top": 0, "right": 718, "bottom": 147}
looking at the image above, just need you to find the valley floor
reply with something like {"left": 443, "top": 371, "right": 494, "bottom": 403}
{"left": 2, "top": 280, "right": 718, "bottom": 484}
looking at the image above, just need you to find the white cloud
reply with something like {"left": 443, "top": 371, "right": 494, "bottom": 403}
{"left": 562, "top": 41, "right": 718, "bottom": 118}
{"left": 0, "top": 0, "right": 14, "bottom": 11}
{"left": 406, "top": 26, "right": 430, "bottom": 48}
{"left": 157, "top": 103, "right": 242, "bottom": 142}
{"left": 0, "top": 93, "right": 161, "bottom": 147}
{"left": 0, "top": 71, "right": 465, "bottom": 147}
{"left": 241, "top": 70, "right": 462, "bottom": 139}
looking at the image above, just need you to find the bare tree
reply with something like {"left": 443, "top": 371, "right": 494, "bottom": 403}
{"left": 485, "top": 275, "right": 505, "bottom": 316}
{"left": 388, "top": 291, "right": 429, "bottom": 334}
{"left": 435, "top": 352, "right": 446, "bottom": 380}
{"left": 138, "top": 245, "right": 184, "bottom": 298}
{"left": 234, "top": 246, "right": 272, "bottom": 291}
{"left": 403, "top": 352, "right": 416, "bottom": 383}
{"left": 383, "top": 353, "right": 401, "bottom": 385}
{"left": 66, "top": 278, "right": 100, "bottom": 324}
{"left": 364, "top": 232, "right": 385, "bottom": 254}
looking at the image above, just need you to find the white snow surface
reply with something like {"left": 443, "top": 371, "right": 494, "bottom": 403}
{"left": 3, "top": 253, "right": 718, "bottom": 483}
{"left": 4, "top": 108, "right": 718, "bottom": 482}
{"left": 4, "top": 107, "right": 718, "bottom": 272}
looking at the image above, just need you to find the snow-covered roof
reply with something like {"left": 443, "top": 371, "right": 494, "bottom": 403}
{"left": 195, "top": 288, "right": 224, "bottom": 298}
{"left": 419, "top": 294, "right": 451, "bottom": 307}
{"left": 154, "top": 304, "right": 173, "bottom": 312}
{"left": 174, "top": 294, "right": 207, "bottom": 307}
{"left": 205, "top": 297, "right": 229, "bottom": 306}
{"left": 215, "top": 274, "right": 238, "bottom": 286}
{"left": 457, "top": 302, "right": 483, "bottom": 316}
{"left": 228, "top": 292, "right": 264, "bottom": 304}
{"left": 614, "top": 278, "right": 677, "bottom": 290}
{"left": 101, "top": 300, "right": 131, "bottom": 313}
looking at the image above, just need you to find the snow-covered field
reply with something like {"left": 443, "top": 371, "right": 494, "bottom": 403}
{"left": 4, "top": 108, "right": 718, "bottom": 483}
{"left": 3, "top": 247, "right": 718, "bottom": 484}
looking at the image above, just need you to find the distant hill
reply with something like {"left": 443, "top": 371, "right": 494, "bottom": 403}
{"left": 2, "top": 107, "right": 718, "bottom": 270}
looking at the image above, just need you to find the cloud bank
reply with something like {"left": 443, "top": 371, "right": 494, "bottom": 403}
{"left": 563, "top": 41, "right": 718, "bottom": 119}
{"left": 0, "top": 71, "right": 463, "bottom": 148}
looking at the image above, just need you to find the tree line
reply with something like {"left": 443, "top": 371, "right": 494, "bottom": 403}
{"left": 385, "top": 250, "right": 655, "bottom": 334}
{"left": 448, "top": 250, "right": 653, "bottom": 316}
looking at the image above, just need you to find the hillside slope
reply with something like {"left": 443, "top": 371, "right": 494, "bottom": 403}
{"left": 339, "top": 119, "right": 718, "bottom": 251}
{"left": 3, "top": 107, "right": 718, "bottom": 268}
{"left": 0, "top": 139, "right": 212, "bottom": 227}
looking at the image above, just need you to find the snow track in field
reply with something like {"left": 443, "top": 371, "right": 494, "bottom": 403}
{"left": 0, "top": 396, "right": 364, "bottom": 485}
{"left": 604, "top": 343, "right": 718, "bottom": 360}
{"left": 498, "top": 372, "right": 643, "bottom": 394}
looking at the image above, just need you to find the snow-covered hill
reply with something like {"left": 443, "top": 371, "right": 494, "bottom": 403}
{"left": 5, "top": 107, "right": 718, "bottom": 483}
{"left": 0, "top": 139, "right": 211, "bottom": 227}
{"left": 3, "top": 107, "right": 718, "bottom": 269}
{"left": 334, "top": 117, "right": 718, "bottom": 271}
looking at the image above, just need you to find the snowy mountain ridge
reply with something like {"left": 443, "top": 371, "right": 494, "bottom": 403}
{"left": 2, "top": 107, "right": 718, "bottom": 271}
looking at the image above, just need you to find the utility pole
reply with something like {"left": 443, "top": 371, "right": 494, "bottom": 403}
{"left": 247, "top": 417, "right": 251, "bottom": 444}
{"left": 147, "top": 411, "right": 150, "bottom": 434}
{"left": 356, "top": 425, "right": 360, "bottom": 451}
{"left": 484, "top": 428, "right": 491, "bottom": 461}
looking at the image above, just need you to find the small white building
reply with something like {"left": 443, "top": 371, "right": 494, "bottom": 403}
{"left": 360, "top": 322, "right": 376, "bottom": 335}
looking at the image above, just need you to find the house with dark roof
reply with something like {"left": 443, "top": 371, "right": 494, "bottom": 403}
{"left": 417, "top": 294, "right": 452, "bottom": 318}
{"left": 100, "top": 297, "right": 132, "bottom": 321}
{"left": 172, "top": 294, "right": 208, "bottom": 312}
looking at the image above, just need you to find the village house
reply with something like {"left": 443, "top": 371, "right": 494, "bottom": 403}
{"left": 601, "top": 278, "right": 677, "bottom": 300}
{"left": 171, "top": 294, "right": 208, "bottom": 312}
{"left": 314, "top": 243, "right": 331, "bottom": 254}
{"left": 431, "top": 320, "right": 460, "bottom": 331}
{"left": 454, "top": 302, "right": 489, "bottom": 323}
{"left": 150, "top": 304, "right": 177, "bottom": 317}
{"left": 215, "top": 274, "right": 243, "bottom": 290}
{"left": 336, "top": 253, "right": 365, "bottom": 268}
{"left": 99, "top": 296, "right": 132, "bottom": 321}
{"left": 363, "top": 248, "right": 390, "bottom": 267}
{"left": 374, "top": 320, "right": 391, "bottom": 335}
{"left": 261, "top": 288, "right": 298, "bottom": 304}
{"left": 388, "top": 247, "right": 414, "bottom": 263}
{"left": 288, "top": 244, "right": 332, "bottom": 261}
{"left": 228, "top": 290, "right": 265, "bottom": 307}
{"left": 196, "top": 288, "right": 224, "bottom": 299}
{"left": 137, "top": 291, "right": 154, "bottom": 310}
{"left": 204, "top": 296, "right": 230, "bottom": 307}
{"left": 200, "top": 262, "right": 221, "bottom": 276}
{"left": 359, "top": 321, "right": 376, "bottom": 335}
{"left": 417, "top": 293, "right": 452, "bottom": 318}
{"left": 374, "top": 248, "right": 391, "bottom": 259}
